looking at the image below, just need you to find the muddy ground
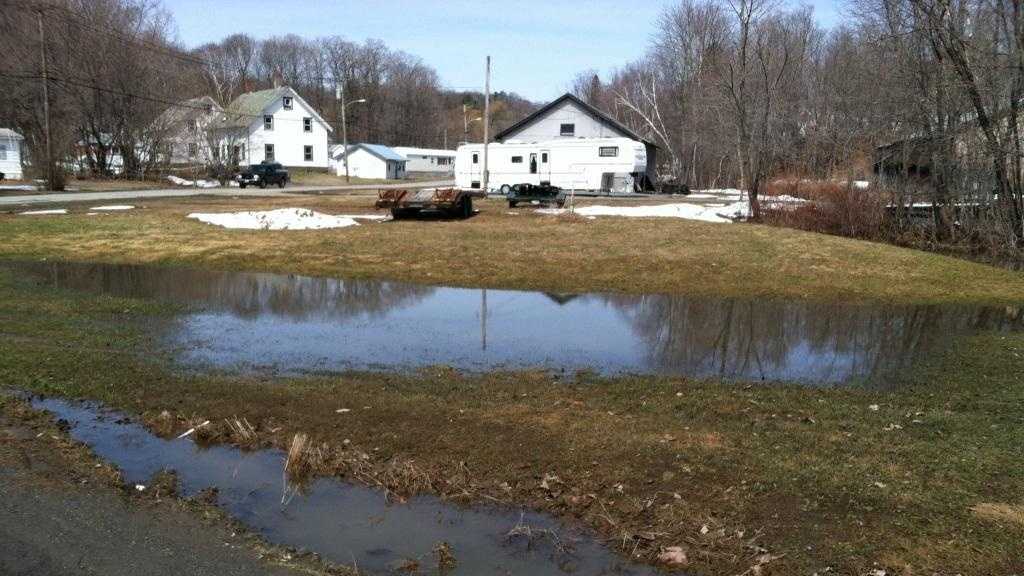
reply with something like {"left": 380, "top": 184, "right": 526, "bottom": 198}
{"left": 0, "top": 397, "right": 347, "bottom": 576}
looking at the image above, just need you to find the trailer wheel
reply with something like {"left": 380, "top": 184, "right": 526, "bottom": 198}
{"left": 459, "top": 196, "right": 473, "bottom": 219}
{"left": 391, "top": 208, "right": 409, "bottom": 220}
{"left": 508, "top": 200, "right": 518, "bottom": 208}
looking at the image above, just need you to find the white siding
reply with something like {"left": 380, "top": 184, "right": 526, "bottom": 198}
{"left": 502, "top": 100, "right": 625, "bottom": 142}
{"left": 215, "top": 93, "right": 331, "bottom": 169}
{"left": 0, "top": 134, "right": 23, "bottom": 180}
{"left": 393, "top": 147, "right": 456, "bottom": 173}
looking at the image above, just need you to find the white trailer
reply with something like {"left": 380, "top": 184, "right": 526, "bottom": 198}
{"left": 455, "top": 137, "right": 647, "bottom": 193}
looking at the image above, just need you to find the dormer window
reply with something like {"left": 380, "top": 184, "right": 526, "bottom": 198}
{"left": 264, "top": 115, "right": 273, "bottom": 130}
{"left": 303, "top": 117, "right": 312, "bottom": 132}
{"left": 283, "top": 96, "right": 293, "bottom": 110}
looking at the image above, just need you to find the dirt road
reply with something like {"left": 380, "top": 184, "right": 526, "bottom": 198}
{"left": 0, "top": 413, "right": 322, "bottom": 576}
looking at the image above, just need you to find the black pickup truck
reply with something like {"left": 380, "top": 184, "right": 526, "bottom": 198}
{"left": 507, "top": 183, "right": 566, "bottom": 208}
{"left": 237, "top": 162, "right": 289, "bottom": 189}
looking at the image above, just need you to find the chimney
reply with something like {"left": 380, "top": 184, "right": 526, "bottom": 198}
{"left": 272, "top": 68, "right": 283, "bottom": 89}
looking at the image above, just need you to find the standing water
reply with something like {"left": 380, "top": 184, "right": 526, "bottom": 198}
{"left": 32, "top": 397, "right": 658, "bottom": 576}
{"left": 8, "top": 260, "right": 1023, "bottom": 385}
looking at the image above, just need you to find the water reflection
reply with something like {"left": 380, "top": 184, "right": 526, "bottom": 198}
{"left": 601, "top": 295, "right": 1022, "bottom": 384}
{"left": 8, "top": 260, "right": 1021, "bottom": 386}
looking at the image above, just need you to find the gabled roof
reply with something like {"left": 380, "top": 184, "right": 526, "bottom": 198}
{"left": 0, "top": 128, "right": 24, "bottom": 140}
{"left": 152, "top": 96, "right": 222, "bottom": 131}
{"left": 494, "top": 93, "right": 657, "bottom": 148}
{"left": 332, "top": 143, "right": 407, "bottom": 162}
{"left": 212, "top": 87, "right": 333, "bottom": 132}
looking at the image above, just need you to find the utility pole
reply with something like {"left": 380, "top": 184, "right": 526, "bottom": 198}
{"left": 482, "top": 56, "right": 491, "bottom": 193}
{"left": 37, "top": 10, "right": 54, "bottom": 190}
{"left": 336, "top": 86, "right": 350, "bottom": 183}
{"left": 463, "top": 103, "right": 469, "bottom": 141}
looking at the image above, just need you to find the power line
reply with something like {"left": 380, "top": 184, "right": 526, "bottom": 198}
{"left": 0, "top": 70, "right": 345, "bottom": 126}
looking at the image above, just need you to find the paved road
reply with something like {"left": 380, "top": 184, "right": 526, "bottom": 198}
{"left": 0, "top": 419, "right": 305, "bottom": 576}
{"left": 0, "top": 179, "right": 455, "bottom": 207}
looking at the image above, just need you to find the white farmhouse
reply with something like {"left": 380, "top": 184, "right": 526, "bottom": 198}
{"left": 0, "top": 129, "right": 25, "bottom": 180}
{"left": 393, "top": 147, "right": 455, "bottom": 174}
{"left": 209, "top": 87, "right": 332, "bottom": 169}
{"left": 151, "top": 96, "right": 223, "bottom": 165}
{"left": 330, "top": 144, "right": 407, "bottom": 180}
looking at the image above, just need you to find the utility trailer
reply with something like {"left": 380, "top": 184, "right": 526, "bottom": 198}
{"left": 376, "top": 188, "right": 483, "bottom": 220}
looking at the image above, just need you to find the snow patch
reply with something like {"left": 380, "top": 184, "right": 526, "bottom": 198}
{"left": 0, "top": 184, "right": 38, "bottom": 191}
{"left": 188, "top": 208, "right": 361, "bottom": 230}
{"left": 167, "top": 175, "right": 218, "bottom": 188}
{"left": 540, "top": 202, "right": 750, "bottom": 223}
{"left": 19, "top": 209, "right": 68, "bottom": 215}
{"left": 90, "top": 205, "right": 134, "bottom": 211}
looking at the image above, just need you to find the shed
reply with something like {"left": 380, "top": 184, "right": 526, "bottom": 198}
{"left": 331, "top": 144, "right": 407, "bottom": 180}
{"left": 0, "top": 128, "right": 25, "bottom": 180}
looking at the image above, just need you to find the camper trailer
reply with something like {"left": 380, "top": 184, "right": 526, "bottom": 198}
{"left": 455, "top": 137, "right": 647, "bottom": 194}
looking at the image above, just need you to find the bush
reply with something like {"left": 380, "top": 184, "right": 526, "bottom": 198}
{"left": 761, "top": 180, "right": 888, "bottom": 239}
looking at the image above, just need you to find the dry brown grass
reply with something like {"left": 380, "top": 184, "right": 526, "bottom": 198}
{"left": 971, "top": 503, "right": 1024, "bottom": 527}
{"left": 2, "top": 194, "right": 1024, "bottom": 304}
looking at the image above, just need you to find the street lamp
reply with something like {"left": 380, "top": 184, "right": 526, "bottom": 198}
{"left": 336, "top": 86, "right": 367, "bottom": 183}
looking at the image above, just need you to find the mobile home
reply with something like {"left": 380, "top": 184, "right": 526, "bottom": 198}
{"left": 455, "top": 137, "right": 647, "bottom": 193}
{"left": 0, "top": 128, "right": 25, "bottom": 180}
{"left": 393, "top": 147, "right": 456, "bottom": 174}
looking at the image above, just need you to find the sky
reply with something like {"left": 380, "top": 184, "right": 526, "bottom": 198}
{"left": 166, "top": 0, "right": 843, "bottom": 102}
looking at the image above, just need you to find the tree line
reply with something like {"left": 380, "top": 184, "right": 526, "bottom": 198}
{"left": 0, "top": 0, "right": 534, "bottom": 186}
{"left": 570, "top": 0, "right": 1024, "bottom": 255}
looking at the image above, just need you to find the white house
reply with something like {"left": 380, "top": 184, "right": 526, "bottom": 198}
{"left": 393, "top": 147, "right": 456, "bottom": 174}
{"left": 489, "top": 92, "right": 658, "bottom": 190}
{"left": 151, "top": 96, "right": 223, "bottom": 165}
{"left": 330, "top": 144, "right": 407, "bottom": 180}
{"left": 0, "top": 129, "right": 25, "bottom": 180}
{"left": 209, "top": 87, "right": 332, "bottom": 169}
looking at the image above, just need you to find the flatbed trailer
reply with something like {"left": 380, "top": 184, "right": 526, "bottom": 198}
{"left": 376, "top": 188, "right": 483, "bottom": 220}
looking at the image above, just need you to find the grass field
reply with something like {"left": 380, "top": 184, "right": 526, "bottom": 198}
{"left": 2, "top": 194, "right": 1024, "bottom": 304}
{"left": 0, "top": 268, "right": 1020, "bottom": 575}
{"left": 1, "top": 194, "right": 1022, "bottom": 573}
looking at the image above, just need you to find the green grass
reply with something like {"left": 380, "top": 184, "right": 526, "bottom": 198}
{"left": 2, "top": 195, "right": 1024, "bottom": 304}
{"left": 0, "top": 267, "right": 1021, "bottom": 575}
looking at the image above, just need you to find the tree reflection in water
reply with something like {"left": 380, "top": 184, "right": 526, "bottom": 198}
{"left": 19, "top": 261, "right": 435, "bottom": 321}
{"left": 600, "top": 295, "right": 1023, "bottom": 385}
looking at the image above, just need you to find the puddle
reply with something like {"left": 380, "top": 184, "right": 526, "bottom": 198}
{"left": 8, "top": 260, "right": 1024, "bottom": 386}
{"left": 32, "top": 396, "right": 656, "bottom": 576}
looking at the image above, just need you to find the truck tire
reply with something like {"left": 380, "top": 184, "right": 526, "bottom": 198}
{"left": 277, "top": 180, "right": 286, "bottom": 189}
{"left": 239, "top": 183, "right": 247, "bottom": 189}
{"left": 460, "top": 196, "right": 473, "bottom": 219}
{"left": 259, "top": 180, "right": 267, "bottom": 189}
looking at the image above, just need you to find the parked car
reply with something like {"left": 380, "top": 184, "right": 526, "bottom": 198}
{"left": 507, "top": 183, "right": 565, "bottom": 208}
{"left": 237, "top": 162, "right": 289, "bottom": 189}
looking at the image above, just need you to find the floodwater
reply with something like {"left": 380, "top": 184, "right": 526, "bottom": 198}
{"left": 9, "top": 260, "right": 1024, "bottom": 385}
{"left": 33, "top": 397, "right": 656, "bottom": 576}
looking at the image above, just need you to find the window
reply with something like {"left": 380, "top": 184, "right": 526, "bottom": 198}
{"left": 187, "top": 142, "right": 198, "bottom": 158}
{"left": 472, "top": 153, "right": 479, "bottom": 164}
{"left": 560, "top": 123, "right": 575, "bottom": 136}
{"left": 283, "top": 96, "right": 293, "bottom": 110}
{"left": 541, "top": 152, "right": 548, "bottom": 163}
{"left": 0, "top": 144, "right": 6, "bottom": 160}
{"left": 234, "top": 145, "right": 245, "bottom": 161}
{"left": 265, "top": 144, "right": 275, "bottom": 162}
{"left": 304, "top": 145, "right": 313, "bottom": 162}
{"left": 599, "top": 146, "right": 619, "bottom": 157}
{"left": 303, "top": 117, "right": 312, "bottom": 133}
{"left": 264, "top": 115, "right": 273, "bottom": 130}
{"left": 511, "top": 156, "right": 523, "bottom": 164}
